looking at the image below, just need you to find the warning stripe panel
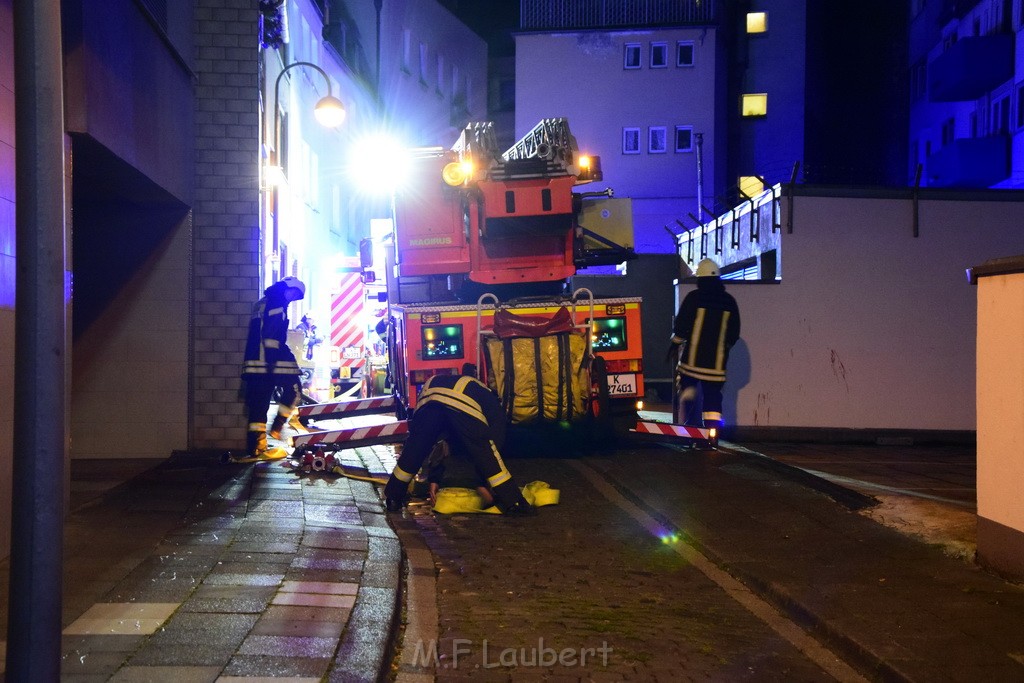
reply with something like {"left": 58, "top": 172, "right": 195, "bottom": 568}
{"left": 298, "top": 396, "right": 396, "bottom": 419}
{"left": 293, "top": 421, "right": 409, "bottom": 448}
{"left": 634, "top": 420, "right": 711, "bottom": 440}
{"left": 331, "top": 274, "right": 366, "bottom": 368}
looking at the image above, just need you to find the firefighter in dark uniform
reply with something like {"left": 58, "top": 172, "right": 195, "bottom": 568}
{"left": 237, "top": 276, "right": 306, "bottom": 462}
{"left": 668, "top": 258, "right": 741, "bottom": 429}
{"left": 383, "top": 367, "right": 534, "bottom": 516}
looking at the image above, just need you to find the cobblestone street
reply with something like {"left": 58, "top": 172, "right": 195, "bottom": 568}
{"left": 398, "top": 455, "right": 841, "bottom": 682}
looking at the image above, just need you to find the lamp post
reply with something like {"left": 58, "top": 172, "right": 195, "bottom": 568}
{"left": 267, "top": 61, "right": 346, "bottom": 282}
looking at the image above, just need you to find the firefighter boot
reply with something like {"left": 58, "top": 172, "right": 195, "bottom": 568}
{"left": 231, "top": 432, "right": 288, "bottom": 463}
{"left": 287, "top": 409, "right": 314, "bottom": 435}
{"left": 268, "top": 409, "right": 291, "bottom": 445}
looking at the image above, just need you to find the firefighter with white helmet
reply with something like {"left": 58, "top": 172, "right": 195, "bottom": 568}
{"left": 667, "top": 258, "right": 741, "bottom": 431}
{"left": 236, "top": 276, "right": 306, "bottom": 462}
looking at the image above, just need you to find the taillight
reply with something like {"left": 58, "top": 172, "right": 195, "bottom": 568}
{"left": 604, "top": 359, "right": 643, "bottom": 373}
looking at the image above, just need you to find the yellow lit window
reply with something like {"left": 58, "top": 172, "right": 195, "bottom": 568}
{"left": 741, "top": 93, "right": 768, "bottom": 117}
{"left": 738, "top": 176, "right": 764, "bottom": 197}
{"left": 747, "top": 12, "right": 768, "bottom": 33}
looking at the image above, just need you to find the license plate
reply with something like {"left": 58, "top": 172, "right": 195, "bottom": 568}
{"left": 607, "top": 373, "right": 637, "bottom": 395}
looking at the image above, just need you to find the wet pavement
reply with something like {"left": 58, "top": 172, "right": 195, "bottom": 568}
{"left": 0, "top": 417, "right": 1015, "bottom": 682}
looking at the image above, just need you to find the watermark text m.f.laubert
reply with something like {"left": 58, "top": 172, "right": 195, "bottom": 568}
{"left": 411, "top": 638, "right": 613, "bottom": 670}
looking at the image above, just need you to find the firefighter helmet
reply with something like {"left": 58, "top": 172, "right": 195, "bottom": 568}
{"left": 695, "top": 259, "right": 720, "bottom": 278}
{"left": 280, "top": 276, "right": 306, "bottom": 299}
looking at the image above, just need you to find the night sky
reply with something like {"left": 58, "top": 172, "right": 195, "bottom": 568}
{"left": 441, "top": 0, "right": 520, "bottom": 56}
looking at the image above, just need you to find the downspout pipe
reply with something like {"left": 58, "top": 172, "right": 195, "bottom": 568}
{"left": 8, "top": 0, "right": 68, "bottom": 677}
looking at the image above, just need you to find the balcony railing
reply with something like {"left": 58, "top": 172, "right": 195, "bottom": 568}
{"left": 929, "top": 34, "right": 1014, "bottom": 102}
{"left": 926, "top": 135, "right": 1010, "bottom": 188}
{"left": 520, "top": 0, "right": 716, "bottom": 30}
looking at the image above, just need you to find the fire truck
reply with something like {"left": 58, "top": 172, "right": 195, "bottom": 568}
{"left": 374, "top": 118, "right": 644, "bottom": 437}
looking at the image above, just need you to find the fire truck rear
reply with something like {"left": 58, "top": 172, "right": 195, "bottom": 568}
{"left": 377, "top": 119, "right": 642, "bottom": 436}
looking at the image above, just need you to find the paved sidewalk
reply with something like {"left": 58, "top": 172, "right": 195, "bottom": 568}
{"left": 0, "top": 446, "right": 402, "bottom": 682}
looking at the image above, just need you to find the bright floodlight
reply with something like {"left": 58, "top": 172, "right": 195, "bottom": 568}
{"left": 350, "top": 134, "right": 410, "bottom": 195}
{"left": 314, "top": 95, "right": 346, "bottom": 127}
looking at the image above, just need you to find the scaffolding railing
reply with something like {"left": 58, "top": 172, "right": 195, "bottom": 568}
{"left": 520, "top": 0, "right": 715, "bottom": 30}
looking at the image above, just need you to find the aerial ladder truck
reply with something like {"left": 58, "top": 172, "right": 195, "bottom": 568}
{"left": 286, "top": 119, "right": 715, "bottom": 467}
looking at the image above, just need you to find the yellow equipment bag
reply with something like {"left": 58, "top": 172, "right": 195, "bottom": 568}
{"left": 432, "top": 481, "right": 561, "bottom": 514}
{"left": 484, "top": 307, "right": 589, "bottom": 424}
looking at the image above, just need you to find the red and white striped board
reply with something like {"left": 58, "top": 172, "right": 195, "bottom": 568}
{"left": 298, "top": 395, "right": 396, "bottom": 420}
{"left": 292, "top": 420, "right": 409, "bottom": 451}
{"left": 330, "top": 270, "right": 366, "bottom": 370}
{"left": 632, "top": 420, "right": 714, "bottom": 441}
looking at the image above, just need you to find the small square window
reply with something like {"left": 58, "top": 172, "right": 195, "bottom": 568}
{"left": 741, "top": 93, "right": 768, "bottom": 117}
{"left": 738, "top": 176, "right": 764, "bottom": 197}
{"left": 675, "top": 126, "right": 693, "bottom": 152}
{"left": 1016, "top": 84, "right": 1024, "bottom": 128}
{"left": 649, "top": 127, "right": 667, "bottom": 153}
{"left": 624, "top": 43, "right": 641, "bottom": 69}
{"left": 676, "top": 41, "right": 694, "bottom": 67}
{"left": 747, "top": 12, "right": 768, "bottom": 33}
{"left": 623, "top": 127, "right": 640, "bottom": 154}
{"left": 651, "top": 42, "right": 668, "bottom": 68}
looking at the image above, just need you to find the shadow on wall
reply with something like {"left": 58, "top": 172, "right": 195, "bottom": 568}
{"left": 723, "top": 338, "right": 751, "bottom": 428}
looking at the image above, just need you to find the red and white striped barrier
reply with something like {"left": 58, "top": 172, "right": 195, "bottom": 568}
{"left": 632, "top": 420, "right": 714, "bottom": 441}
{"left": 330, "top": 272, "right": 366, "bottom": 371}
{"left": 298, "top": 395, "right": 396, "bottom": 420}
{"left": 293, "top": 420, "right": 409, "bottom": 450}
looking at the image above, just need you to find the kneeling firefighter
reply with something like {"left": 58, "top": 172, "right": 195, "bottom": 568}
{"left": 383, "top": 366, "right": 534, "bottom": 516}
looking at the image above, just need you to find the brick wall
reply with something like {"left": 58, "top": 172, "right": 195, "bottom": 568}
{"left": 192, "top": 0, "right": 261, "bottom": 449}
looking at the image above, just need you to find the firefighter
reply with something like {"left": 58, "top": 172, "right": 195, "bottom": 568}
{"left": 668, "top": 258, "right": 741, "bottom": 430}
{"left": 236, "top": 276, "right": 306, "bottom": 462}
{"left": 383, "top": 366, "right": 534, "bottom": 516}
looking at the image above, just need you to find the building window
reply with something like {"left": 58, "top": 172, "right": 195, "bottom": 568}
{"left": 1017, "top": 84, "right": 1024, "bottom": 128}
{"left": 419, "top": 43, "right": 428, "bottom": 84}
{"left": 674, "top": 126, "right": 693, "bottom": 152}
{"left": 676, "top": 41, "right": 694, "bottom": 67}
{"left": 649, "top": 127, "right": 667, "bottom": 153}
{"left": 624, "top": 43, "right": 641, "bottom": 69}
{"left": 738, "top": 176, "right": 764, "bottom": 197}
{"left": 910, "top": 59, "right": 927, "bottom": 101}
{"left": 741, "top": 93, "right": 768, "bottom": 117}
{"left": 402, "top": 29, "right": 412, "bottom": 72}
{"left": 436, "top": 55, "right": 444, "bottom": 94}
{"left": 941, "top": 118, "right": 955, "bottom": 145}
{"left": 970, "top": 111, "right": 978, "bottom": 137}
{"left": 746, "top": 12, "right": 768, "bottom": 33}
{"left": 651, "top": 42, "right": 668, "bottom": 68}
{"left": 622, "top": 127, "right": 640, "bottom": 154}
{"left": 495, "top": 78, "right": 514, "bottom": 111}
{"left": 993, "top": 95, "right": 1010, "bottom": 134}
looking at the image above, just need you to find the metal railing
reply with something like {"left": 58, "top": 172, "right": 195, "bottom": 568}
{"left": 521, "top": 0, "right": 715, "bottom": 30}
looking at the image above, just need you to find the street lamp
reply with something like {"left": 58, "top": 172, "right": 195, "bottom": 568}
{"left": 265, "top": 61, "right": 345, "bottom": 282}
{"left": 269, "top": 61, "right": 345, "bottom": 183}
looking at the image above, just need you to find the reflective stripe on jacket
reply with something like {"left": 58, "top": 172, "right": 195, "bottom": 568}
{"left": 671, "top": 279, "right": 740, "bottom": 383}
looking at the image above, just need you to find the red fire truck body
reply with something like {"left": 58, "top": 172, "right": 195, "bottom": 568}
{"left": 377, "top": 119, "right": 642, "bottom": 426}
{"left": 390, "top": 296, "right": 644, "bottom": 412}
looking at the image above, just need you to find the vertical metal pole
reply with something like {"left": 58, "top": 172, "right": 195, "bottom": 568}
{"left": 912, "top": 163, "right": 922, "bottom": 238}
{"left": 374, "top": 0, "right": 383, "bottom": 100}
{"left": 694, "top": 132, "right": 704, "bottom": 223}
{"left": 9, "top": 0, "right": 67, "bottom": 679}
